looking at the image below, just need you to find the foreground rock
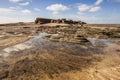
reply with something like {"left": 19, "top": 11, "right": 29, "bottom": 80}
{"left": 36, "top": 26, "right": 89, "bottom": 44}
{"left": 0, "top": 23, "right": 120, "bottom": 80}
{"left": 36, "top": 25, "right": 120, "bottom": 44}
{"left": 0, "top": 38, "right": 120, "bottom": 80}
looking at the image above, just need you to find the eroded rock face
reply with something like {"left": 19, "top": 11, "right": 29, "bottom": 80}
{"left": 35, "top": 18, "right": 86, "bottom": 25}
{"left": 0, "top": 63, "right": 9, "bottom": 79}
{"left": 35, "top": 18, "right": 52, "bottom": 24}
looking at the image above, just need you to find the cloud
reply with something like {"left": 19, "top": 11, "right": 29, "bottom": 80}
{"left": 78, "top": 0, "right": 103, "bottom": 13}
{"left": 95, "top": 0, "right": 103, "bottom": 5}
{"left": 0, "top": 7, "right": 33, "bottom": 24}
{"left": 9, "top": 0, "right": 21, "bottom": 3}
{"left": 78, "top": 4, "right": 101, "bottom": 12}
{"left": 19, "top": 2, "right": 30, "bottom": 6}
{"left": 0, "top": 16, "right": 33, "bottom": 24}
{"left": 0, "top": 8, "right": 14, "bottom": 13}
{"left": 9, "top": 6, "right": 21, "bottom": 10}
{"left": 78, "top": 4, "right": 91, "bottom": 12}
{"left": 34, "top": 8, "right": 41, "bottom": 11}
{"left": 0, "top": 7, "right": 32, "bottom": 15}
{"left": 89, "top": 6, "right": 101, "bottom": 12}
{"left": 46, "top": 4, "right": 69, "bottom": 14}
{"left": 21, "top": 9, "right": 31, "bottom": 14}
{"left": 9, "top": 0, "right": 31, "bottom": 6}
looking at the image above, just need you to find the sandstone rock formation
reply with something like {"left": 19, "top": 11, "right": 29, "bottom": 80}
{"left": 35, "top": 18, "right": 86, "bottom": 26}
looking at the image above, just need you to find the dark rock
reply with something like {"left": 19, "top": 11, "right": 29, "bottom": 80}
{"left": 0, "top": 71, "right": 9, "bottom": 79}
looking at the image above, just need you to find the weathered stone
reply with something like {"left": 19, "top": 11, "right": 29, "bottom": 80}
{"left": 0, "top": 71, "right": 9, "bottom": 79}
{"left": 35, "top": 18, "right": 86, "bottom": 26}
{"left": 42, "top": 35, "right": 51, "bottom": 39}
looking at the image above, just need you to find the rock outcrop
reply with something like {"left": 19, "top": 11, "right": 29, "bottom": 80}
{"left": 35, "top": 18, "right": 86, "bottom": 26}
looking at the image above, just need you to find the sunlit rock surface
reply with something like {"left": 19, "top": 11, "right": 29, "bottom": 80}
{"left": 0, "top": 32, "right": 120, "bottom": 80}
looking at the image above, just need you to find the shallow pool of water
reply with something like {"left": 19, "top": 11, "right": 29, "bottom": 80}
{"left": 0, "top": 32, "right": 119, "bottom": 58}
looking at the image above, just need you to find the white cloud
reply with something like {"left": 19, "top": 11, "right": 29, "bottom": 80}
{"left": 34, "top": 8, "right": 41, "bottom": 11}
{"left": 19, "top": 2, "right": 30, "bottom": 6}
{"left": 0, "top": 16, "right": 33, "bottom": 24}
{"left": 53, "top": 11, "right": 59, "bottom": 14}
{"left": 89, "top": 6, "right": 101, "bottom": 12}
{"left": 78, "top": 0, "right": 103, "bottom": 13}
{"left": 9, "top": 0, "right": 31, "bottom": 6}
{"left": 0, "top": 7, "right": 32, "bottom": 15}
{"left": 95, "top": 0, "right": 103, "bottom": 5}
{"left": 0, "top": 8, "right": 33, "bottom": 24}
{"left": 9, "top": 0, "right": 21, "bottom": 3}
{"left": 0, "top": 8, "right": 14, "bottom": 13}
{"left": 46, "top": 4, "right": 69, "bottom": 14}
{"left": 21, "top": 9, "right": 31, "bottom": 14}
{"left": 9, "top": 6, "right": 21, "bottom": 10}
{"left": 78, "top": 4, "right": 91, "bottom": 12}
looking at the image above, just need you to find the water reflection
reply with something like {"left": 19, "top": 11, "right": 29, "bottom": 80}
{"left": 87, "top": 38, "right": 120, "bottom": 52}
{"left": 0, "top": 32, "right": 119, "bottom": 58}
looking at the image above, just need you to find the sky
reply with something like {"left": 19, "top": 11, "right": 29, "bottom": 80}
{"left": 0, "top": 0, "right": 120, "bottom": 24}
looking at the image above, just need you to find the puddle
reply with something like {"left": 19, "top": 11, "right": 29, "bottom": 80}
{"left": 0, "top": 32, "right": 57, "bottom": 57}
{"left": 87, "top": 38, "right": 120, "bottom": 52}
{"left": 0, "top": 32, "right": 120, "bottom": 58}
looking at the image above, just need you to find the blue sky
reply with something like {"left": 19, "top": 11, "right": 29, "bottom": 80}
{"left": 0, "top": 0, "right": 120, "bottom": 24}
